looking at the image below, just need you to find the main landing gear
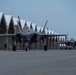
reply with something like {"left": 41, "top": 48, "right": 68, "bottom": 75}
{"left": 25, "top": 46, "right": 28, "bottom": 51}
{"left": 44, "top": 45, "right": 47, "bottom": 51}
{"left": 13, "top": 45, "right": 16, "bottom": 51}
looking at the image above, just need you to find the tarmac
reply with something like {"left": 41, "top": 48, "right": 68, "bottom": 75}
{"left": 0, "top": 50, "right": 76, "bottom": 75}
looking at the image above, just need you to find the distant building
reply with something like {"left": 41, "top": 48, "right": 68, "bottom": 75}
{"left": 0, "top": 12, "right": 67, "bottom": 50}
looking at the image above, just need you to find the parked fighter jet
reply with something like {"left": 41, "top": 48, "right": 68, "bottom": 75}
{"left": 56, "top": 38, "right": 76, "bottom": 49}
{"left": 0, "top": 18, "right": 67, "bottom": 51}
{"left": 65, "top": 38, "right": 76, "bottom": 49}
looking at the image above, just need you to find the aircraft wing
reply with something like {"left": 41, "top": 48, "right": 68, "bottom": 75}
{"left": 40, "top": 34, "right": 68, "bottom": 37}
{"left": 0, "top": 34, "right": 16, "bottom": 37}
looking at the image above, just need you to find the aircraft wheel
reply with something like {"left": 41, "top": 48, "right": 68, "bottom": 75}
{"left": 25, "top": 47, "right": 28, "bottom": 51}
{"left": 44, "top": 45, "right": 47, "bottom": 51}
{"left": 13, "top": 45, "right": 16, "bottom": 51}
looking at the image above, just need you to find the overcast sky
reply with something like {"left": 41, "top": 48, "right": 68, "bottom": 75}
{"left": 0, "top": 0, "right": 76, "bottom": 39}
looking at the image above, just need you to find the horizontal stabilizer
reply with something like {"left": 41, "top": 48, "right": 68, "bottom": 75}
{"left": 0, "top": 34, "right": 15, "bottom": 37}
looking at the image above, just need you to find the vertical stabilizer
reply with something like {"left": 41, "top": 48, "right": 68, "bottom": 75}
{"left": 42, "top": 20, "right": 48, "bottom": 34}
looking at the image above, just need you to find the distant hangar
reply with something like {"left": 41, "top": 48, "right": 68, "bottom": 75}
{"left": 0, "top": 12, "right": 67, "bottom": 50}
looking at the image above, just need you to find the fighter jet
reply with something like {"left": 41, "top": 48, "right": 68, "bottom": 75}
{"left": 0, "top": 19, "right": 67, "bottom": 51}
{"left": 65, "top": 38, "right": 76, "bottom": 49}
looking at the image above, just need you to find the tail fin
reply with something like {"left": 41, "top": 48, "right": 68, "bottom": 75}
{"left": 17, "top": 16, "right": 22, "bottom": 32}
{"left": 42, "top": 20, "right": 48, "bottom": 33}
{"left": 22, "top": 25, "right": 29, "bottom": 32}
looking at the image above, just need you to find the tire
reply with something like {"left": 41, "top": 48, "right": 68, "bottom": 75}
{"left": 25, "top": 47, "right": 28, "bottom": 51}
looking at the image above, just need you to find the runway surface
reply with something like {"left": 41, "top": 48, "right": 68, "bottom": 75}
{"left": 0, "top": 50, "right": 76, "bottom": 75}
